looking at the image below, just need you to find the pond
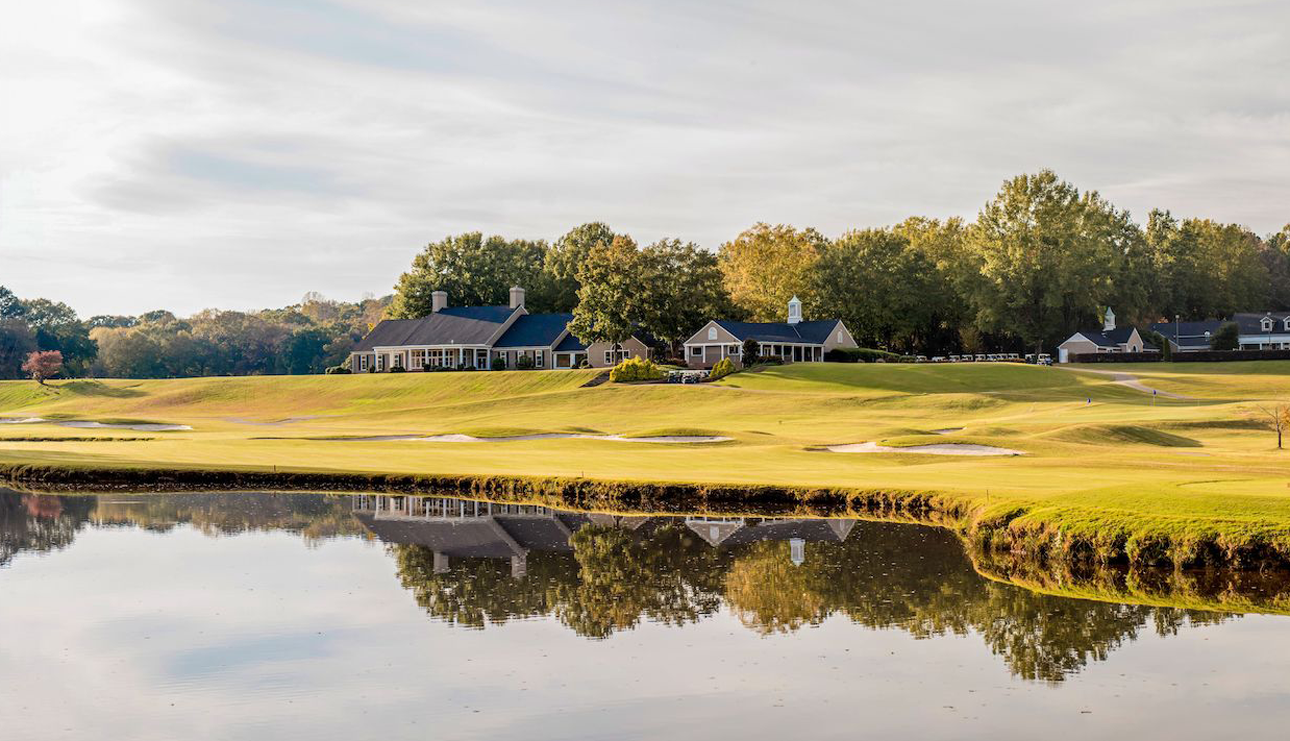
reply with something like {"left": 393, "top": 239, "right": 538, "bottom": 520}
{"left": 2, "top": 489, "right": 1288, "bottom": 739}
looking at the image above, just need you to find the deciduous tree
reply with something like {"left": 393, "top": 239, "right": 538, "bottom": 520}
{"left": 568, "top": 235, "right": 645, "bottom": 346}
{"left": 22, "top": 350, "right": 62, "bottom": 385}
{"left": 719, "top": 223, "right": 825, "bottom": 322}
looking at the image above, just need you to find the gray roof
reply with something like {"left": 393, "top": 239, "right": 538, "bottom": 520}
{"left": 1148, "top": 320, "right": 1222, "bottom": 348}
{"left": 354, "top": 511, "right": 584, "bottom": 556}
{"left": 1233, "top": 313, "right": 1290, "bottom": 334}
{"left": 494, "top": 313, "right": 573, "bottom": 349}
{"left": 713, "top": 319, "right": 841, "bottom": 344}
{"left": 353, "top": 306, "right": 519, "bottom": 351}
{"left": 1071, "top": 326, "right": 1138, "bottom": 348}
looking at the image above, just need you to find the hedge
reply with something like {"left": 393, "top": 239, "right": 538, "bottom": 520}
{"left": 1070, "top": 349, "right": 1290, "bottom": 363}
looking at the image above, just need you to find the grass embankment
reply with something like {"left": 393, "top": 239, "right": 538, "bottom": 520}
{"left": 4, "top": 363, "right": 1290, "bottom": 568}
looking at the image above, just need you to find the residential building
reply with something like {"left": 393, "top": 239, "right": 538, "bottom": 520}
{"left": 347, "top": 286, "right": 655, "bottom": 372}
{"left": 1056, "top": 308, "right": 1153, "bottom": 362}
{"left": 1149, "top": 312, "right": 1290, "bottom": 353}
{"left": 681, "top": 296, "right": 858, "bottom": 369}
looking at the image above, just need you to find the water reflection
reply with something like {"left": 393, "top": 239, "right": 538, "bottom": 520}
{"left": 0, "top": 488, "right": 1274, "bottom": 683}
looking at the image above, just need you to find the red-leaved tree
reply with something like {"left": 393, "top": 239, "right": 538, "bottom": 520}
{"left": 22, "top": 350, "right": 62, "bottom": 385}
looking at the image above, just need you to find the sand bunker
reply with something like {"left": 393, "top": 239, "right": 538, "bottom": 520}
{"left": 827, "top": 441, "right": 1024, "bottom": 456}
{"left": 58, "top": 421, "right": 192, "bottom": 432}
{"left": 328, "top": 432, "right": 730, "bottom": 443}
{"left": 0, "top": 417, "right": 47, "bottom": 424}
{"left": 417, "top": 433, "right": 732, "bottom": 444}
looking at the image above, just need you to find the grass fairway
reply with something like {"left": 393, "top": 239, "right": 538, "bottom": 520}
{"left": 4, "top": 362, "right": 1290, "bottom": 567}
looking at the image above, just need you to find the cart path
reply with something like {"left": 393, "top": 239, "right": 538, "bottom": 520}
{"left": 1059, "top": 367, "right": 1191, "bottom": 399}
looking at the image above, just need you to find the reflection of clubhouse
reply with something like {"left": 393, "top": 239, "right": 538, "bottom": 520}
{"left": 351, "top": 495, "right": 856, "bottom": 573}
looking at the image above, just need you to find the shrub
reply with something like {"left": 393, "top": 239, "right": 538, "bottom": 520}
{"left": 1210, "top": 321, "right": 1240, "bottom": 351}
{"left": 824, "top": 347, "right": 900, "bottom": 363}
{"left": 609, "top": 357, "right": 666, "bottom": 383}
{"left": 709, "top": 357, "right": 736, "bottom": 380}
{"left": 515, "top": 355, "right": 536, "bottom": 371}
{"left": 325, "top": 365, "right": 351, "bottom": 375}
{"left": 389, "top": 365, "right": 407, "bottom": 373}
{"left": 493, "top": 356, "right": 508, "bottom": 371}
{"left": 741, "top": 338, "right": 760, "bottom": 364}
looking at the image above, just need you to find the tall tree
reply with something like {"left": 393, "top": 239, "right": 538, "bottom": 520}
{"left": 813, "top": 229, "right": 937, "bottom": 351}
{"left": 19, "top": 298, "right": 96, "bottom": 376}
{"left": 966, "top": 171, "right": 1129, "bottom": 354}
{"left": 637, "top": 238, "right": 733, "bottom": 350}
{"left": 568, "top": 235, "right": 645, "bottom": 346}
{"left": 0, "top": 319, "right": 37, "bottom": 379}
{"left": 389, "top": 233, "right": 550, "bottom": 318}
{"left": 544, "top": 222, "right": 617, "bottom": 313}
{"left": 0, "top": 286, "right": 25, "bottom": 319}
{"left": 718, "top": 223, "right": 826, "bottom": 322}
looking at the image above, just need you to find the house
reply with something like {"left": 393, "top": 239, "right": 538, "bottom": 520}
{"left": 347, "top": 286, "right": 655, "bottom": 372}
{"left": 1148, "top": 312, "right": 1290, "bottom": 353}
{"left": 681, "top": 296, "right": 858, "bottom": 369}
{"left": 1147, "top": 319, "right": 1222, "bottom": 353}
{"left": 1056, "top": 308, "right": 1153, "bottom": 362}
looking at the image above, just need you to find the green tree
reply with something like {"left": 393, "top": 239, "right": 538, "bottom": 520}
{"left": 966, "top": 171, "right": 1131, "bottom": 355}
{"left": 19, "top": 298, "right": 96, "bottom": 376}
{"left": 719, "top": 223, "right": 825, "bottom": 322}
{"left": 568, "top": 235, "right": 645, "bottom": 345}
{"left": 0, "top": 286, "right": 25, "bottom": 319}
{"left": 544, "top": 222, "right": 617, "bottom": 313}
{"left": 637, "top": 238, "right": 733, "bottom": 350}
{"left": 0, "top": 319, "right": 37, "bottom": 379}
{"left": 1209, "top": 321, "right": 1240, "bottom": 351}
{"left": 390, "top": 233, "right": 550, "bottom": 318}
{"left": 813, "top": 228, "right": 937, "bottom": 352}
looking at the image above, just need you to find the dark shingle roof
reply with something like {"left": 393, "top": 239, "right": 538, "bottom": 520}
{"left": 354, "top": 512, "right": 577, "bottom": 556}
{"left": 1148, "top": 320, "right": 1222, "bottom": 349}
{"left": 1070, "top": 327, "right": 1137, "bottom": 348}
{"left": 713, "top": 319, "right": 841, "bottom": 344}
{"left": 352, "top": 307, "right": 519, "bottom": 351}
{"left": 494, "top": 313, "right": 573, "bottom": 348}
{"left": 554, "top": 333, "right": 587, "bottom": 352}
{"left": 1233, "top": 313, "right": 1290, "bottom": 334}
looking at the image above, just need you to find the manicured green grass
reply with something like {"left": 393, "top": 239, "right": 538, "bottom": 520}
{"left": 3, "top": 362, "right": 1290, "bottom": 566}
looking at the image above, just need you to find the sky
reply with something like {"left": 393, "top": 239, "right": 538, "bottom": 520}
{"left": 1, "top": 0, "right": 1288, "bottom": 317}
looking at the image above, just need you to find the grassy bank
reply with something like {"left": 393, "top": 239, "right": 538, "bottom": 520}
{"left": 4, "top": 362, "right": 1290, "bottom": 567}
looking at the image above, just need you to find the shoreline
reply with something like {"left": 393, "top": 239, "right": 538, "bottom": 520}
{"left": 5, "top": 461, "right": 1288, "bottom": 572}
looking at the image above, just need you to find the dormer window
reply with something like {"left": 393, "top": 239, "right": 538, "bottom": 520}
{"left": 707, "top": 327, "right": 718, "bottom": 340}
{"left": 1262, "top": 318, "right": 1274, "bottom": 331}
{"left": 1283, "top": 317, "right": 1290, "bottom": 331}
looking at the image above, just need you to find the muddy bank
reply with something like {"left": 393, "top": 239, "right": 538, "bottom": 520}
{"left": 2, "top": 462, "right": 1288, "bottom": 571}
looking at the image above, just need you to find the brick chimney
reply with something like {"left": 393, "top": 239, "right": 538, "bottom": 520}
{"left": 509, "top": 286, "right": 525, "bottom": 309}
{"left": 432, "top": 291, "right": 448, "bottom": 313}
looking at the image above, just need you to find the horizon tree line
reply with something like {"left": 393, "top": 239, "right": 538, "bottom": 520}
{"left": 3, "top": 169, "right": 1288, "bottom": 379}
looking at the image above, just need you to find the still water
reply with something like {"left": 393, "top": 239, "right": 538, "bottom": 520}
{"left": 2, "top": 489, "right": 1289, "bottom": 740}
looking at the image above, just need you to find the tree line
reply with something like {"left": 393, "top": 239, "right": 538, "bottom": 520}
{"left": 5, "top": 169, "right": 1288, "bottom": 378}
{"left": 393, "top": 170, "right": 1290, "bottom": 356}
{"left": 0, "top": 285, "right": 389, "bottom": 379}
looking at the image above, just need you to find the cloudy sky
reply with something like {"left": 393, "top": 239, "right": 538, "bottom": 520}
{"left": 2, "top": 0, "right": 1287, "bottom": 317}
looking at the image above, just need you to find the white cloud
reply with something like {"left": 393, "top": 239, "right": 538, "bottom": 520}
{"left": 2, "top": 0, "right": 1288, "bottom": 315}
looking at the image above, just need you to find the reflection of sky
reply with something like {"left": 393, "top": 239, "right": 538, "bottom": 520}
{"left": 2, "top": 526, "right": 1290, "bottom": 740}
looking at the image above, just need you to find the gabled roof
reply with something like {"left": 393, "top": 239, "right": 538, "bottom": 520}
{"left": 1233, "top": 313, "right": 1290, "bottom": 334}
{"left": 1148, "top": 320, "right": 1222, "bottom": 348}
{"left": 1067, "top": 327, "right": 1138, "bottom": 348}
{"left": 710, "top": 319, "right": 841, "bottom": 344}
{"left": 354, "top": 511, "right": 580, "bottom": 556}
{"left": 554, "top": 333, "right": 588, "bottom": 352}
{"left": 494, "top": 313, "right": 573, "bottom": 349}
{"left": 353, "top": 306, "right": 519, "bottom": 351}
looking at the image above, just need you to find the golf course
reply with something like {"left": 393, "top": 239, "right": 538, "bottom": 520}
{"left": 3, "top": 361, "right": 1290, "bottom": 568}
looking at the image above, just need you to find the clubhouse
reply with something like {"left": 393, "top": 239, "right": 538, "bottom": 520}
{"left": 681, "top": 296, "right": 858, "bottom": 368}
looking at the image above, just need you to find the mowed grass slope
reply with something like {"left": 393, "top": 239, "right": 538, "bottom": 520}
{"left": 3, "top": 361, "right": 1290, "bottom": 566}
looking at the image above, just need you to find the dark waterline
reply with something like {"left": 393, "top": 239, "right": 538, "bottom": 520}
{"left": 1, "top": 489, "right": 1288, "bottom": 740}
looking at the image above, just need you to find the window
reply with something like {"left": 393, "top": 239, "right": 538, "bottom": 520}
{"left": 691, "top": 346, "right": 702, "bottom": 356}
{"left": 1262, "top": 318, "right": 1273, "bottom": 331}
{"left": 837, "top": 331, "right": 844, "bottom": 343}
{"left": 377, "top": 354, "right": 387, "bottom": 372}
{"left": 605, "top": 350, "right": 615, "bottom": 365}
{"left": 359, "top": 355, "right": 369, "bottom": 371}
{"left": 707, "top": 327, "right": 718, "bottom": 340}
{"left": 411, "top": 349, "right": 426, "bottom": 369}
{"left": 535, "top": 350, "right": 544, "bottom": 368}
{"left": 729, "top": 345, "right": 740, "bottom": 355}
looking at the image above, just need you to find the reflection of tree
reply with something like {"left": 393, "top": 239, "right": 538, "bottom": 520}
{"left": 724, "top": 541, "right": 825, "bottom": 634}
{"left": 0, "top": 491, "right": 95, "bottom": 566}
{"left": 395, "top": 547, "right": 576, "bottom": 629}
{"left": 389, "top": 516, "right": 1238, "bottom": 682}
{"left": 555, "top": 526, "right": 723, "bottom": 639}
{"left": 91, "top": 492, "right": 365, "bottom": 542}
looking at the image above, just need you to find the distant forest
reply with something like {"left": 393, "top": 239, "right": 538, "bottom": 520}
{"left": 3, "top": 169, "right": 1289, "bottom": 379}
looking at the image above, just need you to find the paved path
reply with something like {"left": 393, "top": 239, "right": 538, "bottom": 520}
{"left": 1059, "top": 367, "right": 1191, "bottom": 399}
